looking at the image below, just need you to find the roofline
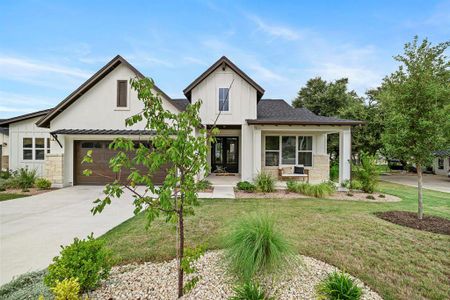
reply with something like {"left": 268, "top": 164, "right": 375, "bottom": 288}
{"left": 0, "top": 109, "right": 52, "bottom": 127}
{"left": 183, "top": 56, "right": 265, "bottom": 102}
{"left": 246, "top": 119, "right": 364, "bottom": 126}
{"left": 36, "top": 55, "right": 177, "bottom": 128}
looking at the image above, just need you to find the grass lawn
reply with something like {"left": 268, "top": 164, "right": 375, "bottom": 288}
{"left": 100, "top": 182, "right": 450, "bottom": 300}
{"left": 0, "top": 193, "right": 28, "bottom": 202}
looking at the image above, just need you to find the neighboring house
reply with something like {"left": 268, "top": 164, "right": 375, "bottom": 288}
{"left": 0, "top": 55, "right": 361, "bottom": 187}
{"left": 432, "top": 149, "right": 450, "bottom": 176}
{"left": 0, "top": 126, "right": 9, "bottom": 171}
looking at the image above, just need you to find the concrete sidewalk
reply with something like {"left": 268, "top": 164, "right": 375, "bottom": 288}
{"left": 0, "top": 186, "right": 135, "bottom": 285}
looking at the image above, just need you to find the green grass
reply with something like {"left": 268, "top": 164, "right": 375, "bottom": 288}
{"left": 99, "top": 182, "right": 450, "bottom": 300}
{"left": 0, "top": 193, "right": 28, "bottom": 202}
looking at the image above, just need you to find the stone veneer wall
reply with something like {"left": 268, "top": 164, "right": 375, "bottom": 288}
{"left": 308, "top": 154, "right": 330, "bottom": 183}
{"left": 1, "top": 155, "right": 8, "bottom": 170}
{"left": 44, "top": 154, "right": 64, "bottom": 188}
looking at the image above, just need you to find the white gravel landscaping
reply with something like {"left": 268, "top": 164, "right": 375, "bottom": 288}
{"left": 89, "top": 251, "right": 382, "bottom": 300}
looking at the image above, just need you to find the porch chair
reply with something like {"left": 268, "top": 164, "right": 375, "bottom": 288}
{"left": 278, "top": 165, "right": 309, "bottom": 183}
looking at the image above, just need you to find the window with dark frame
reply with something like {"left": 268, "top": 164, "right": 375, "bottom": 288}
{"left": 117, "top": 80, "right": 128, "bottom": 107}
{"left": 218, "top": 88, "right": 229, "bottom": 111}
{"left": 35, "top": 138, "right": 45, "bottom": 160}
{"left": 265, "top": 136, "right": 280, "bottom": 166}
{"left": 264, "top": 135, "right": 314, "bottom": 167}
{"left": 437, "top": 158, "right": 444, "bottom": 169}
{"left": 298, "top": 136, "right": 313, "bottom": 167}
{"left": 23, "top": 138, "right": 33, "bottom": 160}
{"left": 23, "top": 137, "right": 51, "bottom": 160}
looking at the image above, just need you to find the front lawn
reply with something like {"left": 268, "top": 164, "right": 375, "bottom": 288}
{"left": 0, "top": 193, "right": 28, "bottom": 202}
{"left": 100, "top": 182, "right": 450, "bottom": 300}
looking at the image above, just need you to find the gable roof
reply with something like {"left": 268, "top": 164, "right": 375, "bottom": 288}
{"left": 183, "top": 56, "right": 265, "bottom": 102}
{"left": 0, "top": 109, "right": 52, "bottom": 127}
{"left": 247, "top": 99, "right": 363, "bottom": 126}
{"left": 36, "top": 55, "right": 181, "bottom": 128}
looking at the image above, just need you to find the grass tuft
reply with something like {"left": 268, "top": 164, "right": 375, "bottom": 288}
{"left": 230, "top": 281, "right": 273, "bottom": 300}
{"left": 316, "top": 271, "right": 362, "bottom": 300}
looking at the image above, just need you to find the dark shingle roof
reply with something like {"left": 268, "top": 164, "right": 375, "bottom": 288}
{"left": 50, "top": 129, "right": 155, "bottom": 135}
{"left": 433, "top": 149, "right": 450, "bottom": 157}
{"left": 0, "top": 109, "right": 52, "bottom": 127}
{"left": 247, "top": 99, "right": 362, "bottom": 126}
{"left": 170, "top": 98, "right": 190, "bottom": 111}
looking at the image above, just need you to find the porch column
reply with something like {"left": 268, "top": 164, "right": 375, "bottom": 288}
{"left": 339, "top": 127, "right": 351, "bottom": 185}
{"left": 253, "top": 127, "right": 261, "bottom": 178}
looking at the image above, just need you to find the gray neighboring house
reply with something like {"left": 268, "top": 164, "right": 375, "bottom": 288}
{"left": 433, "top": 149, "right": 450, "bottom": 176}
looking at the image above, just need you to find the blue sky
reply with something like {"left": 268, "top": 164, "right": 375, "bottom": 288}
{"left": 0, "top": 0, "right": 449, "bottom": 118}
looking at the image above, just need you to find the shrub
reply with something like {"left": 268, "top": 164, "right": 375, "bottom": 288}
{"left": 224, "top": 213, "right": 292, "bottom": 281}
{"left": 196, "top": 179, "right": 212, "bottom": 191}
{"left": 354, "top": 153, "right": 378, "bottom": 193}
{"left": 366, "top": 195, "right": 376, "bottom": 200}
{"left": 44, "top": 234, "right": 112, "bottom": 292}
{"left": 341, "top": 179, "right": 363, "bottom": 191}
{"left": 51, "top": 278, "right": 81, "bottom": 300}
{"left": 15, "top": 168, "right": 37, "bottom": 191}
{"left": 0, "top": 177, "right": 19, "bottom": 190}
{"left": 35, "top": 178, "right": 52, "bottom": 190}
{"left": 0, "top": 270, "right": 52, "bottom": 300}
{"left": 378, "top": 194, "right": 385, "bottom": 198}
{"left": 236, "top": 181, "right": 256, "bottom": 192}
{"left": 0, "top": 169, "right": 13, "bottom": 179}
{"left": 287, "top": 181, "right": 335, "bottom": 198}
{"left": 329, "top": 163, "right": 339, "bottom": 182}
{"left": 230, "top": 281, "right": 273, "bottom": 300}
{"left": 286, "top": 180, "right": 297, "bottom": 193}
{"left": 317, "top": 271, "right": 362, "bottom": 300}
{"left": 255, "top": 172, "right": 275, "bottom": 193}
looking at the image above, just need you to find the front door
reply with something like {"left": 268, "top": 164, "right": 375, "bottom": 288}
{"left": 211, "top": 137, "right": 239, "bottom": 173}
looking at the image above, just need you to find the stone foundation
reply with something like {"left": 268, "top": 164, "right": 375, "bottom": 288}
{"left": 44, "top": 154, "right": 64, "bottom": 188}
{"left": 308, "top": 154, "right": 330, "bottom": 183}
{"left": 1, "top": 155, "right": 8, "bottom": 170}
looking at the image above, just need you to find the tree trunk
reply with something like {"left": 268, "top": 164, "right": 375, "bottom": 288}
{"left": 417, "top": 163, "right": 423, "bottom": 220}
{"left": 177, "top": 208, "right": 184, "bottom": 298}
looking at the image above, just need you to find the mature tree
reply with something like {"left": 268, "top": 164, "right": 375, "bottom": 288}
{"left": 379, "top": 36, "right": 450, "bottom": 219}
{"left": 83, "top": 77, "right": 218, "bottom": 297}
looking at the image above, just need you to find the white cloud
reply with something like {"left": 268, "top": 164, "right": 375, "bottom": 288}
{"left": 248, "top": 15, "right": 304, "bottom": 41}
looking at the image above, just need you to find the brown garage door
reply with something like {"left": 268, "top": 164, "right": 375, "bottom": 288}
{"left": 74, "top": 140, "right": 168, "bottom": 185}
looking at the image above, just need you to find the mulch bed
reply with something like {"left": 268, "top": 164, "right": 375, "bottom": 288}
{"left": 375, "top": 211, "right": 450, "bottom": 235}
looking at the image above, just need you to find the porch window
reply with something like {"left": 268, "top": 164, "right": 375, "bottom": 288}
{"left": 265, "top": 136, "right": 279, "bottom": 166}
{"left": 281, "top": 136, "right": 296, "bottom": 164}
{"left": 218, "top": 88, "right": 229, "bottom": 111}
{"left": 298, "top": 136, "right": 313, "bottom": 167}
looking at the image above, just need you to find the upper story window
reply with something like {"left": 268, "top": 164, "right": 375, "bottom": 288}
{"left": 218, "top": 88, "right": 229, "bottom": 112}
{"left": 117, "top": 80, "right": 128, "bottom": 108}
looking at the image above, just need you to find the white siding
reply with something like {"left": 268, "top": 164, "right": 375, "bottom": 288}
{"left": 8, "top": 117, "right": 51, "bottom": 176}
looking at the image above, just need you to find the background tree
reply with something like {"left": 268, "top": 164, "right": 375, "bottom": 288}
{"left": 379, "top": 36, "right": 450, "bottom": 219}
{"left": 84, "top": 77, "right": 218, "bottom": 297}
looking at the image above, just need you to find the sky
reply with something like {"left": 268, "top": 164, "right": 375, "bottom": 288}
{"left": 0, "top": 0, "right": 449, "bottom": 118}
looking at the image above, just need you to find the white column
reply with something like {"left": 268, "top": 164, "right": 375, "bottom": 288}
{"left": 241, "top": 124, "right": 254, "bottom": 181}
{"left": 339, "top": 127, "right": 351, "bottom": 185}
{"left": 252, "top": 127, "right": 261, "bottom": 179}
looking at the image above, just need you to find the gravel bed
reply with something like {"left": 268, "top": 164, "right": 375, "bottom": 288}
{"left": 89, "top": 251, "right": 382, "bottom": 300}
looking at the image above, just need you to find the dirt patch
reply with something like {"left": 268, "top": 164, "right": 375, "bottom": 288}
{"left": 375, "top": 211, "right": 450, "bottom": 235}
{"left": 235, "top": 190, "right": 308, "bottom": 199}
{"left": 330, "top": 192, "right": 401, "bottom": 202}
{"left": 0, "top": 188, "right": 55, "bottom": 196}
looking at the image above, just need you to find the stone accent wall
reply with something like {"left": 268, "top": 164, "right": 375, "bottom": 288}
{"left": 1, "top": 155, "right": 8, "bottom": 170}
{"left": 308, "top": 154, "right": 330, "bottom": 183}
{"left": 44, "top": 154, "right": 64, "bottom": 188}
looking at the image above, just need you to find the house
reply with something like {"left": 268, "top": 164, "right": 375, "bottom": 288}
{"left": 0, "top": 55, "right": 361, "bottom": 187}
{"left": 432, "top": 149, "right": 450, "bottom": 176}
{"left": 0, "top": 126, "right": 9, "bottom": 171}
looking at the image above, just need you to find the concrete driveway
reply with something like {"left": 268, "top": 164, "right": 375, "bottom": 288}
{"left": 0, "top": 186, "right": 136, "bottom": 285}
{"left": 381, "top": 173, "right": 450, "bottom": 193}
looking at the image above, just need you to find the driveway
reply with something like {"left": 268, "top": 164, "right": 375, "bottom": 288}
{"left": 0, "top": 186, "right": 136, "bottom": 285}
{"left": 381, "top": 173, "right": 450, "bottom": 193}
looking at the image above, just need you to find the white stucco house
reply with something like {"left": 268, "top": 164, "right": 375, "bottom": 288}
{"left": 0, "top": 55, "right": 361, "bottom": 187}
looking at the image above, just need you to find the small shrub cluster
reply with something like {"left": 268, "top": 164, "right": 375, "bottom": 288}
{"left": 287, "top": 181, "right": 335, "bottom": 198}
{"left": 181, "top": 245, "right": 206, "bottom": 294}
{"left": 341, "top": 179, "right": 363, "bottom": 191}
{"left": 354, "top": 153, "right": 379, "bottom": 193}
{"left": 44, "top": 234, "right": 112, "bottom": 292}
{"left": 230, "top": 281, "right": 273, "bottom": 300}
{"left": 255, "top": 172, "right": 275, "bottom": 193}
{"left": 0, "top": 270, "right": 52, "bottom": 300}
{"left": 0, "top": 168, "right": 39, "bottom": 192}
{"left": 51, "top": 278, "right": 81, "bottom": 300}
{"left": 236, "top": 181, "right": 256, "bottom": 192}
{"left": 224, "top": 213, "right": 292, "bottom": 281}
{"left": 329, "top": 163, "right": 339, "bottom": 182}
{"left": 196, "top": 179, "right": 212, "bottom": 191}
{"left": 316, "top": 271, "right": 362, "bottom": 300}
{"left": 35, "top": 178, "right": 52, "bottom": 190}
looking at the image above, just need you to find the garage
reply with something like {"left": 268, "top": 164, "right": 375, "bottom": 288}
{"left": 74, "top": 140, "right": 168, "bottom": 185}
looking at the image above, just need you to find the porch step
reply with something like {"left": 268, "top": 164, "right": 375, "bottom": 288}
{"left": 212, "top": 186, "right": 235, "bottom": 199}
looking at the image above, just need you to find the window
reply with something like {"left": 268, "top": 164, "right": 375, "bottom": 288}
{"left": 23, "top": 138, "right": 33, "bottom": 160}
{"left": 265, "top": 136, "right": 279, "bottom": 166}
{"left": 218, "top": 88, "right": 229, "bottom": 111}
{"left": 298, "top": 136, "right": 313, "bottom": 167}
{"left": 281, "top": 136, "right": 296, "bottom": 164}
{"left": 35, "top": 138, "right": 45, "bottom": 160}
{"left": 117, "top": 80, "right": 128, "bottom": 107}
{"left": 438, "top": 158, "right": 444, "bottom": 169}
{"left": 81, "top": 142, "right": 103, "bottom": 149}
{"left": 47, "top": 138, "right": 51, "bottom": 154}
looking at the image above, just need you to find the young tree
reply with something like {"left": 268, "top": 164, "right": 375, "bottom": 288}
{"left": 379, "top": 36, "right": 450, "bottom": 219}
{"left": 83, "top": 77, "right": 219, "bottom": 297}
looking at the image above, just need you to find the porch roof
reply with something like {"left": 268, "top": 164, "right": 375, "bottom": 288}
{"left": 50, "top": 129, "right": 156, "bottom": 135}
{"left": 247, "top": 99, "right": 363, "bottom": 126}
